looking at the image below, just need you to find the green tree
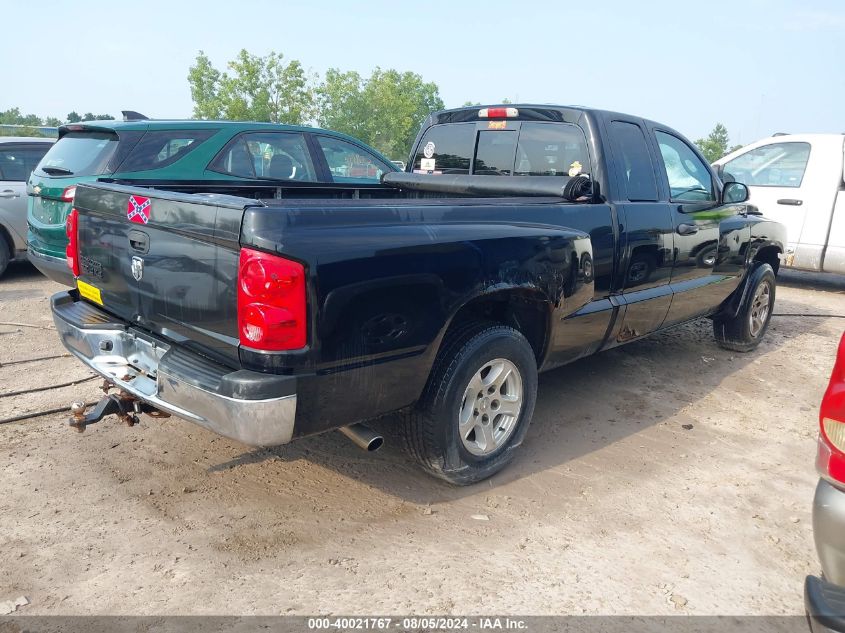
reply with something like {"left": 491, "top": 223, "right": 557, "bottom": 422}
{"left": 318, "top": 67, "right": 443, "bottom": 159}
{"left": 695, "top": 123, "right": 738, "bottom": 163}
{"left": 187, "top": 50, "right": 315, "bottom": 124}
{"left": 66, "top": 111, "right": 81, "bottom": 123}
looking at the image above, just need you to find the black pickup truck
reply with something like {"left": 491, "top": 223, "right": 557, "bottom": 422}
{"left": 52, "top": 105, "right": 786, "bottom": 484}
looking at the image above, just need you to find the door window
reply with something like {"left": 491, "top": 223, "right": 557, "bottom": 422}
{"left": 655, "top": 131, "right": 715, "bottom": 202}
{"left": 209, "top": 132, "right": 316, "bottom": 181}
{"left": 316, "top": 136, "right": 392, "bottom": 182}
{"left": 607, "top": 121, "right": 658, "bottom": 201}
{"left": 0, "top": 145, "right": 51, "bottom": 181}
{"left": 721, "top": 142, "right": 811, "bottom": 188}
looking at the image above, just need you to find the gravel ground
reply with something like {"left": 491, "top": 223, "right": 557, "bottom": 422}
{"left": 1, "top": 261, "right": 843, "bottom": 615}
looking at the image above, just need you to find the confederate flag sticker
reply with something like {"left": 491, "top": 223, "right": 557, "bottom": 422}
{"left": 127, "top": 195, "right": 151, "bottom": 225}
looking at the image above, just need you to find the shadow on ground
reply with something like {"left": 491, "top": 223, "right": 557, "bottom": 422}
{"left": 210, "top": 292, "right": 827, "bottom": 504}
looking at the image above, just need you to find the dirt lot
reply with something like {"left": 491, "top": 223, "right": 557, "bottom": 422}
{"left": 1, "top": 261, "right": 843, "bottom": 615}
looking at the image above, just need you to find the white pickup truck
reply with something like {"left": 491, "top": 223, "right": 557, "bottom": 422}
{"left": 714, "top": 133, "right": 845, "bottom": 275}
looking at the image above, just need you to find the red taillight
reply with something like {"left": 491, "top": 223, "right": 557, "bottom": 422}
{"left": 65, "top": 208, "right": 80, "bottom": 277}
{"left": 237, "top": 248, "right": 306, "bottom": 351}
{"left": 478, "top": 107, "right": 519, "bottom": 119}
{"left": 60, "top": 186, "right": 76, "bottom": 202}
{"left": 817, "top": 332, "right": 845, "bottom": 483}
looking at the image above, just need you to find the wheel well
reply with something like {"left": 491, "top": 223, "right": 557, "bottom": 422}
{"left": 445, "top": 292, "right": 549, "bottom": 366}
{"left": 753, "top": 245, "right": 781, "bottom": 276}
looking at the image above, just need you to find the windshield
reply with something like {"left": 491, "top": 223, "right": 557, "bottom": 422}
{"left": 35, "top": 131, "right": 119, "bottom": 178}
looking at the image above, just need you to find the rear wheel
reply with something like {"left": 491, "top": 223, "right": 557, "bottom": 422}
{"left": 713, "top": 263, "right": 776, "bottom": 352}
{"left": 0, "top": 237, "right": 10, "bottom": 279}
{"left": 401, "top": 323, "right": 538, "bottom": 485}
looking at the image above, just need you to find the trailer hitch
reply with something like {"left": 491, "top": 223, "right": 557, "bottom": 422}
{"left": 69, "top": 388, "right": 169, "bottom": 433}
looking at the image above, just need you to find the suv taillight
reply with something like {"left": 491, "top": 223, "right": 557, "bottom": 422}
{"left": 237, "top": 248, "right": 306, "bottom": 351}
{"left": 65, "top": 208, "right": 79, "bottom": 277}
{"left": 60, "top": 186, "right": 77, "bottom": 202}
{"left": 817, "top": 332, "right": 845, "bottom": 483}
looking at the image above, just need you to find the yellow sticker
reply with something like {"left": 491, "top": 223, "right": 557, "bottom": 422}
{"left": 77, "top": 280, "right": 103, "bottom": 306}
{"left": 568, "top": 161, "right": 583, "bottom": 177}
{"left": 488, "top": 120, "right": 507, "bottom": 130}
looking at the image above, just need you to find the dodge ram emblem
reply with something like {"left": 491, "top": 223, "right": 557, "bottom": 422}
{"left": 127, "top": 195, "right": 151, "bottom": 225}
{"left": 131, "top": 256, "right": 144, "bottom": 281}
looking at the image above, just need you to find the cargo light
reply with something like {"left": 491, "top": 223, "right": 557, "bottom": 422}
{"left": 60, "top": 186, "right": 77, "bottom": 202}
{"left": 478, "top": 107, "right": 519, "bottom": 119}
{"left": 65, "top": 208, "right": 80, "bottom": 277}
{"left": 237, "top": 248, "right": 307, "bottom": 351}
{"left": 817, "top": 332, "right": 845, "bottom": 484}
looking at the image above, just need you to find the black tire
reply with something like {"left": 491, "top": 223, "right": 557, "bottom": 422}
{"left": 401, "top": 323, "right": 538, "bottom": 485}
{"left": 713, "top": 263, "right": 776, "bottom": 352}
{"left": 0, "top": 236, "right": 9, "bottom": 279}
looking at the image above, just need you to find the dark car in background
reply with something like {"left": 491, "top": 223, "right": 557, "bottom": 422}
{"left": 27, "top": 119, "right": 397, "bottom": 285}
{"left": 0, "top": 137, "right": 53, "bottom": 278}
{"left": 806, "top": 332, "right": 845, "bottom": 632}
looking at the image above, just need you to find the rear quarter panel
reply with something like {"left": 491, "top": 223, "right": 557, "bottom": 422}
{"left": 241, "top": 200, "right": 596, "bottom": 436}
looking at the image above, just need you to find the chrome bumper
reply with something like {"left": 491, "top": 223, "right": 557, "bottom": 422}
{"left": 52, "top": 293, "right": 297, "bottom": 447}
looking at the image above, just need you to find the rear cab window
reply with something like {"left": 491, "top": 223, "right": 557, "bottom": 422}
{"left": 412, "top": 121, "right": 590, "bottom": 179}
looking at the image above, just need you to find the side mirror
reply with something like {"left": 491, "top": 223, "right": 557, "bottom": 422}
{"left": 723, "top": 181, "right": 749, "bottom": 204}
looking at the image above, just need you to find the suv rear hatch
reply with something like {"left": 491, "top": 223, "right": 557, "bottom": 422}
{"left": 71, "top": 183, "right": 251, "bottom": 367}
{"left": 28, "top": 126, "right": 138, "bottom": 262}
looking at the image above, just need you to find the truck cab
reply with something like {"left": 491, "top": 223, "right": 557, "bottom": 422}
{"left": 714, "top": 133, "right": 845, "bottom": 274}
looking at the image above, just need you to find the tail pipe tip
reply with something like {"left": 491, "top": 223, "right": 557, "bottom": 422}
{"left": 338, "top": 423, "right": 384, "bottom": 452}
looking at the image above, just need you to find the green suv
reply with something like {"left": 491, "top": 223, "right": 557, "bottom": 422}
{"left": 28, "top": 119, "right": 397, "bottom": 285}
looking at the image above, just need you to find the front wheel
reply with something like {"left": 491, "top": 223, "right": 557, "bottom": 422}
{"left": 401, "top": 324, "right": 538, "bottom": 485}
{"left": 713, "top": 263, "right": 776, "bottom": 352}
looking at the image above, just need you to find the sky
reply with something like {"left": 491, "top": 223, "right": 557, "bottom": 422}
{"left": 3, "top": 0, "right": 844, "bottom": 145}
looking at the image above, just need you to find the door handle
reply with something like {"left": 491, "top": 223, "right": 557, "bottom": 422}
{"left": 128, "top": 230, "right": 149, "bottom": 254}
{"left": 677, "top": 223, "right": 699, "bottom": 236}
{"left": 0, "top": 189, "right": 20, "bottom": 199}
{"left": 777, "top": 198, "right": 803, "bottom": 206}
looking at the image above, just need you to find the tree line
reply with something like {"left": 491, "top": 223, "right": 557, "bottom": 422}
{"left": 0, "top": 108, "right": 114, "bottom": 136}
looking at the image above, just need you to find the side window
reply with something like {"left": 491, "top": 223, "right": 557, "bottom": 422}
{"left": 412, "top": 123, "right": 475, "bottom": 174}
{"left": 607, "top": 121, "right": 658, "bottom": 201}
{"left": 316, "top": 136, "right": 391, "bottom": 182}
{"left": 514, "top": 122, "right": 590, "bottom": 178}
{"left": 655, "top": 131, "right": 715, "bottom": 202}
{"left": 0, "top": 145, "right": 51, "bottom": 181}
{"left": 116, "top": 130, "right": 216, "bottom": 172}
{"left": 722, "top": 142, "right": 811, "bottom": 188}
{"left": 209, "top": 132, "right": 316, "bottom": 181}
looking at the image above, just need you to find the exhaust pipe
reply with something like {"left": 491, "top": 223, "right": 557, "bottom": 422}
{"left": 338, "top": 423, "right": 384, "bottom": 452}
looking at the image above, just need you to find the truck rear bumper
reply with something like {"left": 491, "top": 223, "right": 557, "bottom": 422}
{"left": 51, "top": 291, "right": 297, "bottom": 447}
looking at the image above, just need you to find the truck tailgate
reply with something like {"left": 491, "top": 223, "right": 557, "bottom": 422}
{"left": 72, "top": 183, "right": 255, "bottom": 367}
